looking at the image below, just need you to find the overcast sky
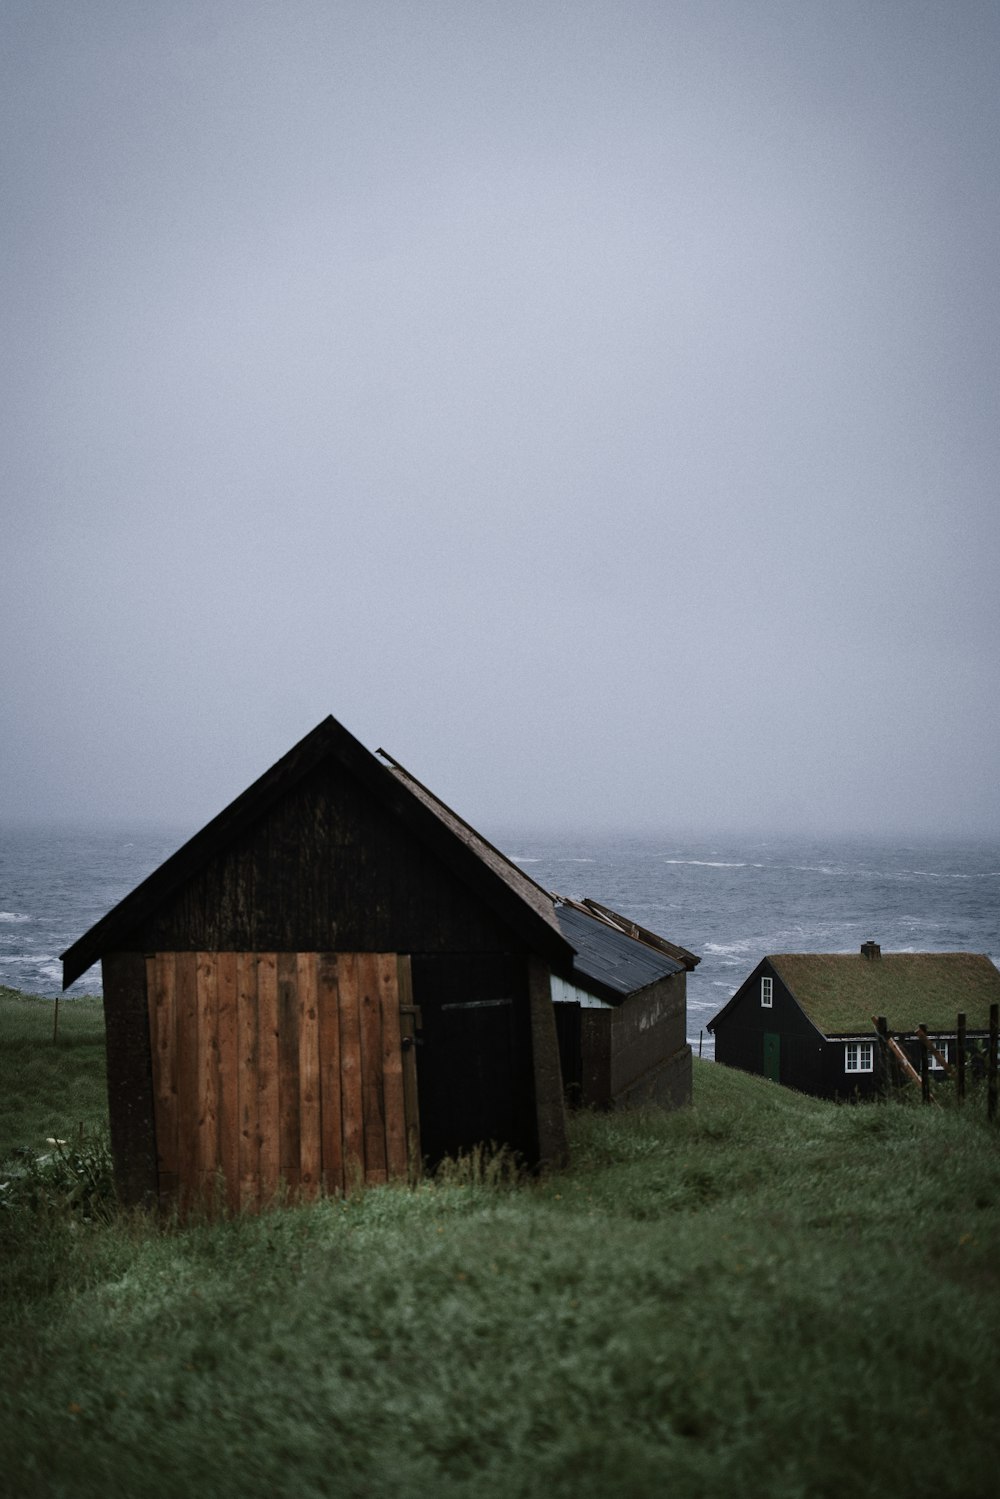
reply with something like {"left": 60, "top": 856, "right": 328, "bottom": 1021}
{"left": 2, "top": 0, "right": 998, "bottom": 839}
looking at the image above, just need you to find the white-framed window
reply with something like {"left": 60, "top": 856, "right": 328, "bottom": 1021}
{"left": 845, "top": 1041, "right": 874, "bottom": 1073}
{"left": 929, "top": 1039, "right": 951, "bottom": 1071}
{"left": 761, "top": 976, "right": 773, "bottom": 1008}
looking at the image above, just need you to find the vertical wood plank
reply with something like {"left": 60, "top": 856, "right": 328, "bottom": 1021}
{"left": 297, "top": 952, "right": 321, "bottom": 1198}
{"left": 358, "top": 952, "right": 388, "bottom": 1184}
{"left": 197, "top": 953, "right": 221, "bottom": 1200}
{"left": 236, "top": 952, "right": 261, "bottom": 1211}
{"left": 147, "top": 952, "right": 178, "bottom": 1206}
{"left": 317, "top": 952, "right": 344, "bottom": 1195}
{"left": 257, "top": 952, "right": 280, "bottom": 1206}
{"left": 175, "top": 951, "right": 201, "bottom": 1215}
{"left": 988, "top": 1002, "right": 998, "bottom": 1123}
{"left": 397, "top": 955, "right": 422, "bottom": 1182}
{"left": 338, "top": 953, "right": 365, "bottom": 1188}
{"left": 216, "top": 951, "right": 239, "bottom": 1214}
{"left": 378, "top": 954, "right": 407, "bottom": 1181}
{"left": 528, "top": 956, "right": 570, "bottom": 1169}
{"left": 277, "top": 951, "right": 301, "bottom": 1195}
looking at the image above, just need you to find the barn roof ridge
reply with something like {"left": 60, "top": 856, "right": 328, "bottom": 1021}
{"left": 375, "top": 749, "right": 562, "bottom": 925}
{"left": 61, "top": 714, "right": 571, "bottom": 987}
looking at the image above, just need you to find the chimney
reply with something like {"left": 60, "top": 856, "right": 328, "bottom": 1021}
{"left": 860, "top": 940, "right": 881, "bottom": 960}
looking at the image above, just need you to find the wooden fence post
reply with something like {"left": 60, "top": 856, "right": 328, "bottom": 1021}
{"left": 989, "top": 1004, "right": 998, "bottom": 1124}
{"left": 875, "top": 1016, "right": 892, "bottom": 1091}
{"left": 956, "top": 1012, "right": 966, "bottom": 1104}
{"left": 919, "top": 1026, "right": 930, "bottom": 1105}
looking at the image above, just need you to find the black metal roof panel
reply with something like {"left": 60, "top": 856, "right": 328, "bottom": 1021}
{"left": 555, "top": 902, "right": 683, "bottom": 1002}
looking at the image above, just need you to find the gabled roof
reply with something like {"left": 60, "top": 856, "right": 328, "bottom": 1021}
{"left": 376, "top": 751, "right": 563, "bottom": 940}
{"left": 61, "top": 716, "right": 572, "bottom": 987}
{"left": 708, "top": 952, "right": 1000, "bottom": 1035}
{"left": 372, "top": 763, "right": 700, "bottom": 1006}
{"left": 554, "top": 902, "right": 683, "bottom": 1004}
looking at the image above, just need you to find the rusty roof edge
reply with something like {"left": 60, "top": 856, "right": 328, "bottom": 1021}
{"left": 576, "top": 897, "right": 701, "bottom": 970}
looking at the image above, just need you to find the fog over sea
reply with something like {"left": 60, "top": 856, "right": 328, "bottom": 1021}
{"left": 2, "top": 825, "right": 998, "bottom": 1061}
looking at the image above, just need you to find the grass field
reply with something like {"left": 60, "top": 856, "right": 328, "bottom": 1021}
{"left": 2, "top": 989, "right": 998, "bottom": 1499}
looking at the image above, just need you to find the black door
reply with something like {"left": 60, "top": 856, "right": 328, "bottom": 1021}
{"left": 409, "top": 953, "right": 537, "bottom": 1166}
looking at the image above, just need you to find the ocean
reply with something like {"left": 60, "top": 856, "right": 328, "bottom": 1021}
{"left": 2, "top": 823, "right": 998, "bottom": 1059}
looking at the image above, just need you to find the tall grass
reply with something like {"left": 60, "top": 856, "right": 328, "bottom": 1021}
{"left": 0, "top": 989, "right": 106, "bottom": 1160}
{"left": 2, "top": 990, "right": 998, "bottom": 1498}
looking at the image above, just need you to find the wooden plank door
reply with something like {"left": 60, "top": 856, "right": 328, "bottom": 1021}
{"left": 145, "top": 951, "right": 415, "bottom": 1213}
{"left": 763, "top": 1031, "right": 781, "bottom": 1083}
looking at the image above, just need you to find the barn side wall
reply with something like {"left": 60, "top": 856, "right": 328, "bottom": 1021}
{"left": 102, "top": 950, "right": 158, "bottom": 1206}
{"left": 575, "top": 971, "right": 691, "bottom": 1110}
{"left": 609, "top": 971, "right": 688, "bottom": 1099}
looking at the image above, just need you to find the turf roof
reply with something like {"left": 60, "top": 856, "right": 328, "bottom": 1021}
{"left": 769, "top": 952, "right": 1000, "bottom": 1034}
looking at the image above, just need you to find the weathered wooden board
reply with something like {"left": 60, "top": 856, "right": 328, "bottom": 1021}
{"left": 236, "top": 951, "right": 261, "bottom": 1210}
{"left": 297, "top": 952, "right": 321, "bottom": 1197}
{"left": 317, "top": 952, "right": 344, "bottom": 1195}
{"left": 145, "top": 951, "right": 407, "bottom": 1213}
{"left": 257, "top": 952, "right": 280, "bottom": 1205}
{"left": 338, "top": 952, "right": 365, "bottom": 1189}
{"left": 146, "top": 952, "right": 178, "bottom": 1207}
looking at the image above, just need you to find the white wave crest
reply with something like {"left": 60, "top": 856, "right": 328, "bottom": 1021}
{"left": 663, "top": 859, "right": 747, "bottom": 869}
{"left": 0, "top": 911, "right": 30, "bottom": 923}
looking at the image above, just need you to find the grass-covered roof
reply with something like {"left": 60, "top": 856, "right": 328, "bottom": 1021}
{"left": 770, "top": 952, "right": 1000, "bottom": 1034}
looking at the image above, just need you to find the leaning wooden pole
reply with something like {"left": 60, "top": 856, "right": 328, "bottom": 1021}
{"left": 989, "top": 1003, "right": 998, "bottom": 1123}
{"left": 872, "top": 1016, "right": 925, "bottom": 1093}
{"left": 956, "top": 1011, "right": 966, "bottom": 1104}
{"left": 916, "top": 1026, "right": 955, "bottom": 1079}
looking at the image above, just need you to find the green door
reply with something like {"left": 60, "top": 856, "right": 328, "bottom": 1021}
{"left": 763, "top": 1032, "right": 780, "bottom": 1082}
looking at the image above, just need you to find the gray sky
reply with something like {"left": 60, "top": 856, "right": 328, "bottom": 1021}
{"left": 2, "top": 0, "right": 998, "bottom": 838}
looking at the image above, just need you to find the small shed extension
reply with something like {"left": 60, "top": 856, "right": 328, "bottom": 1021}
{"left": 378, "top": 762, "right": 699, "bottom": 1112}
{"left": 707, "top": 945, "right": 1000, "bottom": 1100}
{"left": 551, "top": 898, "right": 698, "bottom": 1110}
{"left": 62, "top": 716, "right": 574, "bottom": 1211}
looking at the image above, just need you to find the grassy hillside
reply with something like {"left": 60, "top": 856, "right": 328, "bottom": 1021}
{"left": 2, "top": 989, "right": 998, "bottom": 1498}
{"left": 0, "top": 988, "right": 107, "bottom": 1159}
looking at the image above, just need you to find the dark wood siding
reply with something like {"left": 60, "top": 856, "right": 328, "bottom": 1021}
{"left": 609, "top": 972, "right": 687, "bottom": 1098}
{"left": 124, "top": 761, "right": 520, "bottom": 958}
{"left": 409, "top": 952, "right": 537, "bottom": 1165}
{"left": 102, "top": 950, "right": 158, "bottom": 1207}
{"left": 557, "top": 972, "right": 691, "bottom": 1112}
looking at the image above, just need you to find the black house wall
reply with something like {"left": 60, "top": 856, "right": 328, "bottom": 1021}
{"left": 713, "top": 962, "right": 896, "bottom": 1101}
{"left": 712, "top": 961, "right": 827, "bottom": 1094}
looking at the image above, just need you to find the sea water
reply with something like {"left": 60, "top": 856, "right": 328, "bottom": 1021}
{"left": 2, "top": 823, "right": 998, "bottom": 1059}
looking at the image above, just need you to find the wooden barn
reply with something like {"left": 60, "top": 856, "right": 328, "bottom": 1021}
{"left": 61, "top": 715, "right": 697, "bottom": 1213}
{"left": 61, "top": 717, "right": 573, "bottom": 1211}
{"left": 550, "top": 898, "right": 698, "bottom": 1110}
{"left": 707, "top": 944, "right": 1000, "bottom": 1100}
